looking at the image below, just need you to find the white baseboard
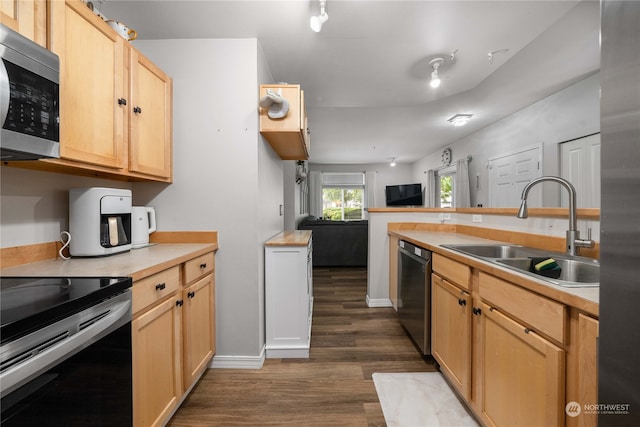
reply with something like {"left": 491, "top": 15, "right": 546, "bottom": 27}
{"left": 209, "top": 347, "right": 266, "bottom": 369}
{"left": 366, "top": 295, "right": 393, "bottom": 307}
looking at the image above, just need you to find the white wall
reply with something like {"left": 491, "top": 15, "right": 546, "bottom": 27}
{"left": 412, "top": 73, "right": 600, "bottom": 208}
{"left": 132, "top": 38, "right": 282, "bottom": 364}
{"left": 0, "top": 168, "right": 132, "bottom": 247}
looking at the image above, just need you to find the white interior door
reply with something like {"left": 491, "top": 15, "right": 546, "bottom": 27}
{"left": 488, "top": 146, "right": 542, "bottom": 207}
{"left": 560, "top": 133, "right": 601, "bottom": 208}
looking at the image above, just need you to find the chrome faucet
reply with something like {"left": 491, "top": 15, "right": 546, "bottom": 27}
{"left": 517, "top": 176, "right": 595, "bottom": 256}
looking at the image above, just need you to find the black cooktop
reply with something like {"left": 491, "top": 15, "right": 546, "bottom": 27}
{"left": 0, "top": 277, "right": 132, "bottom": 345}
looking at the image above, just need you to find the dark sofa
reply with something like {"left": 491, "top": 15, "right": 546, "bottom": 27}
{"left": 297, "top": 216, "right": 368, "bottom": 267}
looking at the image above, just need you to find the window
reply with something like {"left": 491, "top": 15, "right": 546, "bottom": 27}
{"left": 436, "top": 167, "right": 455, "bottom": 208}
{"left": 321, "top": 173, "right": 365, "bottom": 220}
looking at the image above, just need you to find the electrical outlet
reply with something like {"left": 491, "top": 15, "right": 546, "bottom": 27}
{"left": 439, "top": 213, "right": 444, "bottom": 221}
{"left": 472, "top": 214, "right": 482, "bottom": 223}
{"left": 443, "top": 213, "right": 451, "bottom": 220}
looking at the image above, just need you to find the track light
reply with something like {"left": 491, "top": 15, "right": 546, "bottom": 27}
{"left": 310, "top": 0, "right": 328, "bottom": 32}
{"left": 429, "top": 58, "right": 444, "bottom": 88}
{"left": 390, "top": 158, "right": 396, "bottom": 167}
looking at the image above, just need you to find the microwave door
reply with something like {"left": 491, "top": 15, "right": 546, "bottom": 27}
{"left": 0, "top": 58, "right": 60, "bottom": 160}
{"left": 0, "top": 24, "right": 60, "bottom": 161}
{"left": 1, "top": 58, "right": 8, "bottom": 129}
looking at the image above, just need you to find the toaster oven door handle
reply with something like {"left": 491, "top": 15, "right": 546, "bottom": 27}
{"left": 0, "top": 59, "right": 9, "bottom": 127}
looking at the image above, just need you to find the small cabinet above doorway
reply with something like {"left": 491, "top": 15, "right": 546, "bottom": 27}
{"left": 259, "top": 84, "right": 310, "bottom": 160}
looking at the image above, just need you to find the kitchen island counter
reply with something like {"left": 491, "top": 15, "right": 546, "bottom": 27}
{"left": 389, "top": 229, "right": 598, "bottom": 317}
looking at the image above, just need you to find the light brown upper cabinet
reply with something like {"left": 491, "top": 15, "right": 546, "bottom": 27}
{"left": 50, "top": 0, "right": 126, "bottom": 170}
{"left": 0, "top": 0, "right": 47, "bottom": 47}
{"left": 27, "top": 0, "right": 173, "bottom": 182}
{"left": 259, "top": 84, "right": 310, "bottom": 160}
{"left": 128, "top": 47, "right": 173, "bottom": 181}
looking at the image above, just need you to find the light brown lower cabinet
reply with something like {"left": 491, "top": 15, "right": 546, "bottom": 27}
{"left": 480, "top": 302, "right": 565, "bottom": 427}
{"left": 182, "top": 274, "right": 216, "bottom": 388}
{"left": 132, "top": 251, "right": 216, "bottom": 427}
{"left": 431, "top": 273, "right": 472, "bottom": 400}
{"left": 576, "top": 313, "right": 599, "bottom": 427}
{"left": 429, "top": 254, "right": 596, "bottom": 427}
{"left": 133, "top": 297, "right": 183, "bottom": 427}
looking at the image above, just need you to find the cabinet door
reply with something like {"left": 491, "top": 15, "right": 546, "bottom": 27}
{"left": 481, "top": 302, "right": 565, "bottom": 427}
{"left": 50, "top": 0, "right": 126, "bottom": 169}
{"left": 182, "top": 274, "right": 215, "bottom": 389}
{"left": 576, "top": 313, "right": 598, "bottom": 427}
{"left": 128, "top": 47, "right": 172, "bottom": 180}
{"left": 132, "top": 297, "right": 182, "bottom": 427}
{"left": 259, "top": 84, "right": 308, "bottom": 160}
{"left": 431, "top": 273, "right": 472, "bottom": 400}
{"left": 0, "top": 0, "right": 46, "bottom": 46}
{"left": 265, "top": 245, "right": 310, "bottom": 357}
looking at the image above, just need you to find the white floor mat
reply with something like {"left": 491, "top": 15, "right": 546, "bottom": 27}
{"left": 372, "top": 372, "right": 480, "bottom": 427}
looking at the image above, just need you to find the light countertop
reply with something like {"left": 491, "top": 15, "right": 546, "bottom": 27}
{"left": 0, "top": 243, "right": 216, "bottom": 282}
{"left": 389, "top": 229, "right": 599, "bottom": 316}
{"left": 265, "top": 230, "right": 312, "bottom": 247}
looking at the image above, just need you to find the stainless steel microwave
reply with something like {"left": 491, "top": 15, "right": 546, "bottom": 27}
{"left": 1, "top": 24, "right": 60, "bottom": 160}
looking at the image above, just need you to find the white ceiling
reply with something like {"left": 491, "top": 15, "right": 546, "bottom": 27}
{"left": 100, "top": 0, "right": 600, "bottom": 165}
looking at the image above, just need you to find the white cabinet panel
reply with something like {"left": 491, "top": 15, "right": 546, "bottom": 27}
{"left": 265, "top": 236, "right": 313, "bottom": 358}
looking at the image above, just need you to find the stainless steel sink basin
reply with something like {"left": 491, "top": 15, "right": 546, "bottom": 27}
{"left": 440, "top": 244, "right": 530, "bottom": 259}
{"left": 495, "top": 258, "right": 600, "bottom": 287}
{"left": 442, "top": 244, "right": 600, "bottom": 287}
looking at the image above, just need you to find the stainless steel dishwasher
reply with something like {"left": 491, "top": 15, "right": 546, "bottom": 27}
{"left": 397, "top": 240, "right": 432, "bottom": 355}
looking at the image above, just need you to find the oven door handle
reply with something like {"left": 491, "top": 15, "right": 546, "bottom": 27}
{"left": 0, "top": 296, "right": 131, "bottom": 398}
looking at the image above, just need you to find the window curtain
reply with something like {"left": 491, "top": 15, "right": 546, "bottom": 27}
{"left": 455, "top": 159, "right": 471, "bottom": 208}
{"left": 308, "top": 171, "right": 323, "bottom": 217}
{"left": 424, "top": 169, "right": 436, "bottom": 207}
{"left": 364, "top": 170, "right": 377, "bottom": 217}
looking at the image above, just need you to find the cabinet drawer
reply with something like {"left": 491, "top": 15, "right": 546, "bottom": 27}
{"left": 133, "top": 266, "right": 181, "bottom": 314}
{"left": 433, "top": 253, "right": 471, "bottom": 290}
{"left": 479, "top": 272, "right": 566, "bottom": 343}
{"left": 184, "top": 252, "right": 215, "bottom": 284}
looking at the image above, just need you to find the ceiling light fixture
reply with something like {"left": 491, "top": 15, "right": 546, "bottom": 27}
{"left": 310, "top": 0, "right": 329, "bottom": 32}
{"left": 389, "top": 158, "right": 396, "bottom": 167}
{"left": 429, "top": 57, "right": 444, "bottom": 88}
{"left": 448, "top": 114, "right": 473, "bottom": 127}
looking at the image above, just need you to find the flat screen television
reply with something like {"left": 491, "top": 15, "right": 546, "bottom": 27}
{"left": 385, "top": 183, "right": 423, "bottom": 207}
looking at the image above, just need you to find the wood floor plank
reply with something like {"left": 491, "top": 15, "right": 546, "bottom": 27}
{"left": 167, "top": 267, "right": 437, "bottom": 426}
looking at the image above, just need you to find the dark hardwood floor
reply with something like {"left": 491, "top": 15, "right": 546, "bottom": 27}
{"left": 168, "top": 267, "right": 437, "bottom": 426}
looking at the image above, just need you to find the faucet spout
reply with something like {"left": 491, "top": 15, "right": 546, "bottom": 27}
{"left": 519, "top": 176, "right": 577, "bottom": 230}
{"left": 517, "top": 176, "right": 593, "bottom": 256}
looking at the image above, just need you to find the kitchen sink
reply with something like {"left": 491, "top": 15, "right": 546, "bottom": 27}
{"left": 440, "top": 244, "right": 531, "bottom": 259}
{"left": 495, "top": 258, "right": 600, "bottom": 287}
{"left": 442, "top": 244, "right": 600, "bottom": 287}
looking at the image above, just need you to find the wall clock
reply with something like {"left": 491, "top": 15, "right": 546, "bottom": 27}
{"left": 442, "top": 147, "right": 452, "bottom": 166}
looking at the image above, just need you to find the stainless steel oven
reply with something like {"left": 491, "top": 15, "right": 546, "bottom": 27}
{"left": 0, "top": 277, "right": 132, "bottom": 426}
{"left": 1, "top": 24, "right": 60, "bottom": 160}
{"left": 398, "top": 240, "right": 432, "bottom": 356}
